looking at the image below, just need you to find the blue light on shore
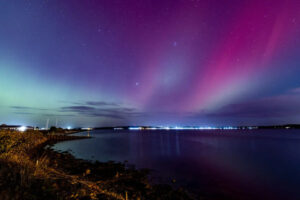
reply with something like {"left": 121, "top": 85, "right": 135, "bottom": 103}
{"left": 129, "top": 127, "right": 143, "bottom": 130}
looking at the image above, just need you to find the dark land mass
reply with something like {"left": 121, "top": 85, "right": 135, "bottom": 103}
{"left": 256, "top": 124, "right": 300, "bottom": 129}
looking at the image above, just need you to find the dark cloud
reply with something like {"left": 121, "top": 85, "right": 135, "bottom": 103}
{"left": 10, "top": 106, "right": 76, "bottom": 118}
{"left": 85, "top": 101, "right": 119, "bottom": 107}
{"left": 43, "top": 113, "right": 76, "bottom": 117}
{"left": 11, "top": 106, "right": 28, "bottom": 109}
{"left": 59, "top": 100, "right": 120, "bottom": 107}
{"left": 61, "top": 106, "right": 95, "bottom": 112}
{"left": 59, "top": 103, "right": 140, "bottom": 120}
{"left": 89, "top": 113, "right": 125, "bottom": 119}
{"left": 10, "top": 106, "right": 48, "bottom": 111}
{"left": 13, "top": 112, "right": 33, "bottom": 115}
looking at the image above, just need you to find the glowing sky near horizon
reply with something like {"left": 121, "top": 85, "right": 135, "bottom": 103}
{"left": 0, "top": 0, "right": 300, "bottom": 127}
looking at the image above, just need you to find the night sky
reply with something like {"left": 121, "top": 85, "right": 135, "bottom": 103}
{"left": 0, "top": 0, "right": 300, "bottom": 128}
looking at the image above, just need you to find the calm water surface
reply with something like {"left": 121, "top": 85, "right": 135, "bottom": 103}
{"left": 52, "top": 129, "right": 300, "bottom": 199}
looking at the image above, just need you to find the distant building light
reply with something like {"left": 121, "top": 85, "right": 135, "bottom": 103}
{"left": 129, "top": 127, "right": 142, "bottom": 130}
{"left": 126, "top": 126, "right": 242, "bottom": 131}
{"left": 146, "top": 127, "right": 157, "bottom": 130}
{"left": 18, "top": 126, "right": 27, "bottom": 132}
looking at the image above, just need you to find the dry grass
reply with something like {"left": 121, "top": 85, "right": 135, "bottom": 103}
{"left": 0, "top": 130, "right": 121, "bottom": 199}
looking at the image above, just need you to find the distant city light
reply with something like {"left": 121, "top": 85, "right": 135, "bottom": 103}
{"left": 127, "top": 126, "right": 243, "bottom": 131}
{"left": 146, "top": 127, "right": 157, "bottom": 130}
{"left": 129, "top": 127, "right": 142, "bottom": 130}
{"left": 18, "top": 126, "right": 27, "bottom": 132}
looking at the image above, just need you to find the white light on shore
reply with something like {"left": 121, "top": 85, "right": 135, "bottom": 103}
{"left": 18, "top": 126, "right": 27, "bottom": 132}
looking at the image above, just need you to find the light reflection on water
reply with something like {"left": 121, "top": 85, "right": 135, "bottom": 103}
{"left": 52, "top": 129, "right": 300, "bottom": 199}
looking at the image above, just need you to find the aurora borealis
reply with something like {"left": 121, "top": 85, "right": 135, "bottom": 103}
{"left": 0, "top": 0, "right": 300, "bottom": 127}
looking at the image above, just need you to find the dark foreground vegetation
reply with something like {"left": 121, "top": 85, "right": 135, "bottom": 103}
{"left": 0, "top": 130, "right": 193, "bottom": 200}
